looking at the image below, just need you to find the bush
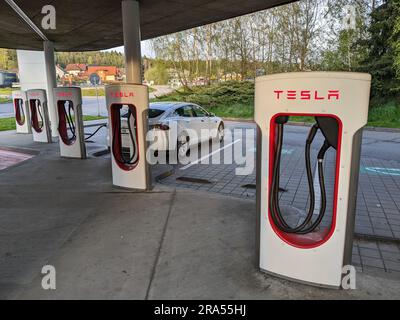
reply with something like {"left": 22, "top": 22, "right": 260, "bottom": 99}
{"left": 151, "top": 81, "right": 255, "bottom": 119}
{"left": 368, "top": 103, "right": 400, "bottom": 128}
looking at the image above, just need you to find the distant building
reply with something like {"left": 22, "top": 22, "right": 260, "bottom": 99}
{"left": 65, "top": 63, "right": 87, "bottom": 76}
{"left": 85, "top": 66, "right": 120, "bottom": 82}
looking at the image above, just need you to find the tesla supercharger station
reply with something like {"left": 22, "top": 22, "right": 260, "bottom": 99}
{"left": 105, "top": 83, "right": 150, "bottom": 190}
{"left": 26, "top": 89, "right": 52, "bottom": 143}
{"left": 54, "top": 87, "right": 86, "bottom": 159}
{"left": 255, "top": 72, "right": 371, "bottom": 288}
{"left": 12, "top": 90, "right": 31, "bottom": 134}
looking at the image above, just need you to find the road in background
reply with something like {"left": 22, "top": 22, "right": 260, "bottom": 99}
{"left": 0, "top": 85, "right": 173, "bottom": 118}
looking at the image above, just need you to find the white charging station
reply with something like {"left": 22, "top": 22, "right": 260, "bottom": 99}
{"left": 54, "top": 87, "right": 86, "bottom": 159}
{"left": 26, "top": 89, "right": 52, "bottom": 143}
{"left": 105, "top": 83, "right": 150, "bottom": 190}
{"left": 12, "top": 90, "right": 31, "bottom": 134}
{"left": 255, "top": 72, "right": 371, "bottom": 288}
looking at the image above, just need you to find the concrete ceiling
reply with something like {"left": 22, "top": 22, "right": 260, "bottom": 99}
{"left": 0, "top": 0, "right": 295, "bottom": 52}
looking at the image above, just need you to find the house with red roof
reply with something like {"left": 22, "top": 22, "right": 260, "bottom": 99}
{"left": 65, "top": 63, "right": 87, "bottom": 76}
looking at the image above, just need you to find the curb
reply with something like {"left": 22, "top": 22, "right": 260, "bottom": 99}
{"left": 364, "top": 126, "right": 400, "bottom": 133}
{"left": 223, "top": 118, "right": 255, "bottom": 123}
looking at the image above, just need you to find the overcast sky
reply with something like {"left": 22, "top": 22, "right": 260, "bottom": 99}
{"left": 106, "top": 40, "right": 154, "bottom": 58}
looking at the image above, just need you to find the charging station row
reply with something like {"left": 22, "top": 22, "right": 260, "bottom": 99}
{"left": 12, "top": 72, "right": 371, "bottom": 289}
{"left": 13, "top": 89, "right": 52, "bottom": 143}
{"left": 12, "top": 87, "right": 86, "bottom": 159}
{"left": 12, "top": 84, "right": 149, "bottom": 184}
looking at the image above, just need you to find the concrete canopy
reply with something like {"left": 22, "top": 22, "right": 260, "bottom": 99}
{"left": 0, "top": 0, "right": 295, "bottom": 52}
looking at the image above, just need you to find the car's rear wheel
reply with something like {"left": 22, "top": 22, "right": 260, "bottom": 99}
{"left": 178, "top": 135, "right": 190, "bottom": 158}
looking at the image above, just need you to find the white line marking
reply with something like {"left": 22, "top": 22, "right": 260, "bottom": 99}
{"left": 180, "top": 139, "right": 241, "bottom": 170}
{"left": 364, "top": 167, "right": 400, "bottom": 176}
{"left": 282, "top": 148, "right": 294, "bottom": 155}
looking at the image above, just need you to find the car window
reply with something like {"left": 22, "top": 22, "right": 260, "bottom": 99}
{"left": 176, "top": 106, "right": 195, "bottom": 117}
{"left": 193, "top": 105, "right": 208, "bottom": 117}
{"left": 148, "top": 108, "right": 165, "bottom": 118}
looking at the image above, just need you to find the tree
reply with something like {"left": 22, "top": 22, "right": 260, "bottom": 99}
{"left": 320, "top": 0, "right": 372, "bottom": 72}
{"left": 0, "top": 49, "right": 18, "bottom": 70}
{"left": 144, "top": 60, "right": 169, "bottom": 85}
{"left": 55, "top": 51, "right": 125, "bottom": 68}
{"left": 359, "top": 0, "right": 400, "bottom": 101}
{"left": 392, "top": 0, "right": 400, "bottom": 80}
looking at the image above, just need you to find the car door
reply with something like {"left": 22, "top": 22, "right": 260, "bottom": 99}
{"left": 175, "top": 105, "right": 200, "bottom": 145}
{"left": 208, "top": 112, "right": 221, "bottom": 139}
{"left": 192, "top": 104, "right": 211, "bottom": 142}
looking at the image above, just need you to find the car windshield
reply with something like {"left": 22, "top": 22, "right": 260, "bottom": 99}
{"left": 149, "top": 108, "right": 165, "bottom": 118}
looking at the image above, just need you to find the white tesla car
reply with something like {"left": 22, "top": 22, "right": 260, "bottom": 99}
{"left": 147, "top": 102, "right": 224, "bottom": 156}
{"left": 116, "top": 102, "right": 224, "bottom": 158}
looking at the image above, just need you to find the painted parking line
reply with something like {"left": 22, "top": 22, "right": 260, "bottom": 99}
{"left": 180, "top": 139, "right": 241, "bottom": 171}
{"left": 282, "top": 149, "right": 294, "bottom": 155}
{"left": 361, "top": 166, "right": 400, "bottom": 176}
{"left": 247, "top": 147, "right": 294, "bottom": 155}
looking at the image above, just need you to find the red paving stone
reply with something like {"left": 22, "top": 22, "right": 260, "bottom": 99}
{"left": 0, "top": 148, "right": 34, "bottom": 170}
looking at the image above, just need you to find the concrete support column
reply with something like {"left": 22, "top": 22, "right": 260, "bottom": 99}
{"left": 120, "top": 0, "right": 150, "bottom": 190}
{"left": 122, "top": 0, "right": 142, "bottom": 84}
{"left": 43, "top": 41, "right": 58, "bottom": 137}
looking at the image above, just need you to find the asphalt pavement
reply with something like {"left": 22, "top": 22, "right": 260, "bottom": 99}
{"left": 1, "top": 127, "right": 400, "bottom": 299}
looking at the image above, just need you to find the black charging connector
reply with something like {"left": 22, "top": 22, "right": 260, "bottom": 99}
{"left": 112, "top": 106, "right": 139, "bottom": 167}
{"left": 315, "top": 117, "right": 339, "bottom": 150}
{"left": 275, "top": 116, "right": 289, "bottom": 124}
{"left": 269, "top": 116, "right": 339, "bottom": 234}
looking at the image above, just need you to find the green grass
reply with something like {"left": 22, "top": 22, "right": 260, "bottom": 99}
{"left": 0, "top": 88, "right": 13, "bottom": 95}
{"left": 82, "top": 115, "right": 107, "bottom": 121}
{"left": 0, "top": 115, "right": 106, "bottom": 131}
{"left": 367, "top": 103, "right": 400, "bottom": 128}
{"left": 203, "top": 103, "right": 253, "bottom": 119}
{"left": 152, "top": 81, "right": 400, "bottom": 128}
{"left": 81, "top": 88, "right": 105, "bottom": 96}
{"left": 289, "top": 116, "right": 316, "bottom": 123}
{"left": 0, "top": 97, "right": 11, "bottom": 104}
{"left": 0, "top": 117, "right": 16, "bottom": 131}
